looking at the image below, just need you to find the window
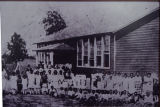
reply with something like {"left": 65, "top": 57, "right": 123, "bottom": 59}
{"left": 77, "top": 35, "right": 110, "bottom": 68}
{"left": 77, "top": 40, "right": 82, "bottom": 66}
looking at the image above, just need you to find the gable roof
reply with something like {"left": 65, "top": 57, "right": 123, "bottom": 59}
{"left": 34, "top": 7, "right": 159, "bottom": 44}
{"left": 115, "top": 8, "right": 159, "bottom": 40}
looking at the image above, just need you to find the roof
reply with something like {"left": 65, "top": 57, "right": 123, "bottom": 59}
{"left": 33, "top": 43, "right": 75, "bottom": 51}
{"left": 115, "top": 8, "right": 159, "bottom": 40}
{"left": 34, "top": 7, "right": 159, "bottom": 44}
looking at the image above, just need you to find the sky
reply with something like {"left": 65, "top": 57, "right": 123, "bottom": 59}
{"left": 0, "top": 1, "right": 159, "bottom": 56}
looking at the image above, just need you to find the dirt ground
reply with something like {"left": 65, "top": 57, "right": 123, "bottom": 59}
{"left": 3, "top": 94, "right": 157, "bottom": 107}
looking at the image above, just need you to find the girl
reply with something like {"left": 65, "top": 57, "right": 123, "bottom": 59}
{"left": 10, "top": 72, "right": 17, "bottom": 94}
{"left": 22, "top": 74, "right": 28, "bottom": 94}
{"left": 35, "top": 71, "right": 41, "bottom": 94}
{"left": 2, "top": 68, "right": 8, "bottom": 92}
{"left": 47, "top": 70, "right": 52, "bottom": 94}
{"left": 41, "top": 70, "right": 48, "bottom": 94}
{"left": 27, "top": 70, "right": 35, "bottom": 94}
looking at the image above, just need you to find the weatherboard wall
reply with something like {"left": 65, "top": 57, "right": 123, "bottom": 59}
{"left": 115, "top": 17, "right": 159, "bottom": 73}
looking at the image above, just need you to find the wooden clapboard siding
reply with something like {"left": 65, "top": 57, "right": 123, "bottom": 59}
{"left": 115, "top": 17, "right": 159, "bottom": 73}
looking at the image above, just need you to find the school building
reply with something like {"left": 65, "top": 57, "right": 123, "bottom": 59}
{"left": 33, "top": 8, "right": 159, "bottom": 77}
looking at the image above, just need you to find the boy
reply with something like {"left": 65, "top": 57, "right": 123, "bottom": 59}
{"left": 17, "top": 74, "right": 22, "bottom": 94}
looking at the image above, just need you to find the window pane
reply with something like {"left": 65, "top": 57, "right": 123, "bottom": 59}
{"left": 96, "top": 56, "right": 101, "bottom": 66}
{"left": 96, "top": 37, "right": 102, "bottom": 55}
{"left": 78, "top": 53, "right": 82, "bottom": 59}
{"left": 90, "top": 38, "right": 94, "bottom": 66}
{"left": 78, "top": 40, "right": 82, "bottom": 53}
{"left": 104, "top": 54, "right": 109, "bottom": 67}
{"left": 77, "top": 40, "right": 82, "bottom": 66}
{"left": 104, "top": 36, "right": 109, "bottom": 52}
{"left": 96, "top": 37, "right": 101, "bottom": 48}
{"left": 78, "top": 40, "right": 82, "bottom": 60}
{"left": 84, "top": 56, "right": 88, "bottom": 65}
{"left": 83, "top": 39, "right": 88, "bottom": 66}
{"left": 90, "top": 60, "right": 94, "bottom": 66}
{"left": 78, "top": 60, "right": 82, "bottom": 66}
{"left": 84, "top": 39, "right": 88, "bottom": 56}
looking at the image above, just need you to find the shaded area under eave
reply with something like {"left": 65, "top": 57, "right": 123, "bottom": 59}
{"left": 33, "top": 43, "right": 75, "bottom": 51}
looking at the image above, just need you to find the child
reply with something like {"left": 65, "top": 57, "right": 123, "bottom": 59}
{"left": 143, "top": 73, "right": 154, "bottom": 104}
{"left": 47, "top": 70, "right": 52, "bottom": 94}
{"left": 118, "top": 73, "right": 123, "bottom": 95}
{"left": 153, "top": 79, "right": 159, "bottom": 103}
{"left": 152, "top": 72, "right": 159, "bottom": 103}
{"left": 17, "top": 74, "right": 22, "bottom": 94}
{"left": 134, "top": 72, "right": 142, "bottom": 94}
{"left": 120, "top": 90, "right": 128, "bottom": 104}
{"left": 48, "top": 61, "right": 52, "bottom": 69}
{"left": 41, "top": 70, "right": 48, "bottom": 94}
{"left": 68, "top": 87, "right": 74, "bottom": 99}
{"left": 107, "top": 74, "right": 113, "bottom": 91}
{"left": 34, "top": 67, "right": 39, "bottom": 74}
{"left": 123, "top": 73, "right": 129, "bottom": 94}
{"left": 112, "top": 73, "right": 118, "bottom": 92}
{"left": 22, "top": 74, "right": 28, "bottom": 94}
{"left": 128, "top": 73, "right": 136, "bottom": 95}
{"left": 59, "top": 87, "right": 65, "bottom": 98}
{"left": 2, "top": 68, "right": 8, "bottom": 92}
{"left": 35, "top": 71, "right": 41, "bottom": 94}
{"left": 27, "top": 70, "right": 35, "bottom": 94}
{"left": 10, "top": 72, "right": 17, "bottom": 94}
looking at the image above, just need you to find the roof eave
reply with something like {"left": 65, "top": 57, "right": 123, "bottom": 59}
{"left": 33, "top": 32, "right": 114, "bottom": 45}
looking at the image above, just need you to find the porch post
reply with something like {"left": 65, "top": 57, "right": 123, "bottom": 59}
{"left": 43, "top": 52, "right": 46, "bottom": 64}
{"left": 36, "top": 51, "right": 38, "bottom": 66}
{"left": 40, "top": 52, "right": 42, "bottom": 62}
{"left": 50, "top": 51, "right": 54, "bottom": 65}
{"left": 41, "top": 52, "right": 43, "bottom": 62}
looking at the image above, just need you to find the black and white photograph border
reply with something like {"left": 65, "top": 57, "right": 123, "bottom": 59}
{"left": 0, "top": 1, "right": 159, "bottom": 107}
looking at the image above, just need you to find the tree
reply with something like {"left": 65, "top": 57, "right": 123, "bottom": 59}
{"left": 42, "top": 10, "right": 67, "bottom": 35}
{"left": 7, "top": 32, "right": 28, "bottom": 63}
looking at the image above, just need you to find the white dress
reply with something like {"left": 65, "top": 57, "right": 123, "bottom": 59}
{"left": 10, "top": 76, "right": 17, "bottom": 90}
{"left": 134, "top": 76, "right": 142, "bottom": 93}
{"left": 35, "top": 75, "right": 41, "bottom": 88}
{"left": 2, "top": 70, "right": 7, "bottom": 90}
{"left": 107, "top": 76, "right": 113, "bottom": 90}
{"left": 118, "top": 76, "right": 123, "bottom": 92}
{"left": 112, "top": 75, "right": 119, "bottom": 91}
{"left": 128, "top": 77, "right": 136, "bottom": 94}
{"left": 47, "top": 74, "right": 53, "bottom": 89}
{"left": 22, "top": 78, "right": 28, "bottom": 90}
{"left": 28, "top": 73, "right": 35, "bottom": 88}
